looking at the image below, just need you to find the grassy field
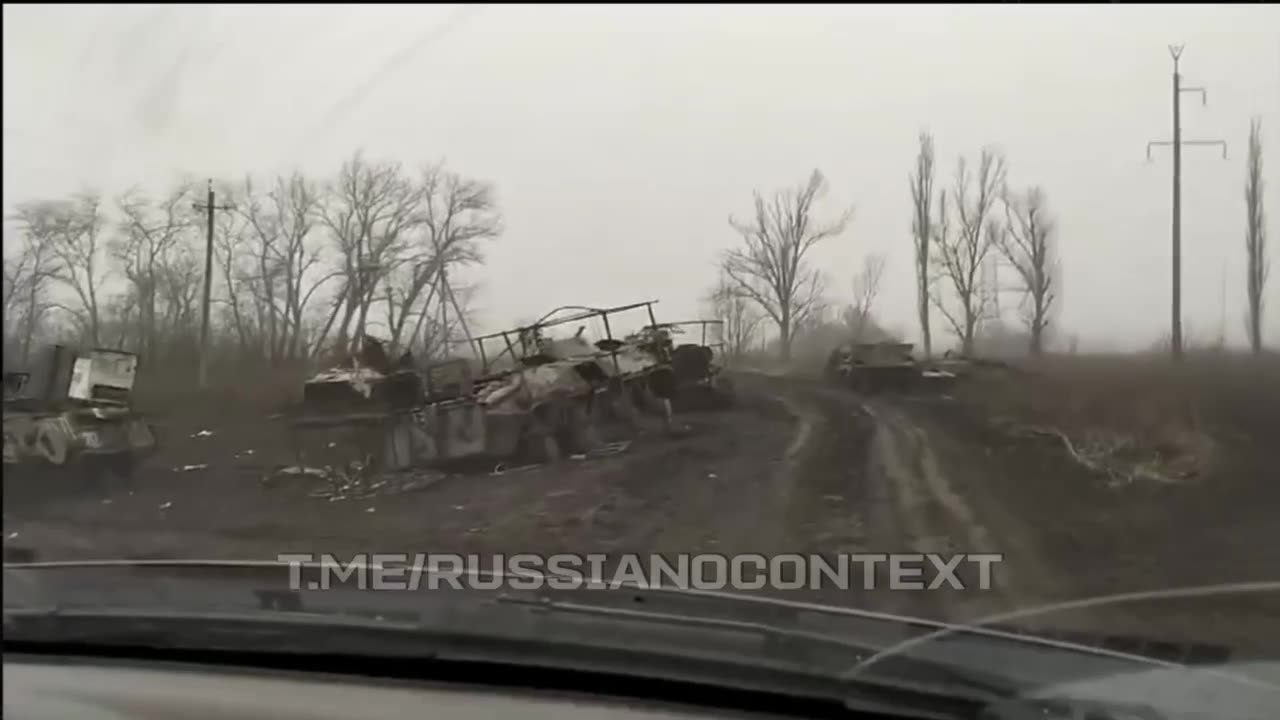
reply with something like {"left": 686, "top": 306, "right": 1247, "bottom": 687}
{"left": 957, "top": 350, "right": 1280, "bottom": 484}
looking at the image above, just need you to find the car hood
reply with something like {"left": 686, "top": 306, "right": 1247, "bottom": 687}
{"left": 5, "top": 559, "right": 1279, "bottom": 719}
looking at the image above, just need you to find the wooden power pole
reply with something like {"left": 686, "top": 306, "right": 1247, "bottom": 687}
{"left": 192, "top": 179, "right": 235, "bottom": 389}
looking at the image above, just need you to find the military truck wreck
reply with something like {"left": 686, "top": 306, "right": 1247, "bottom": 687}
{"left": 3, "top": 345, "right": 157, "bottom": 479}
{"left": 287, "top": 300, "right": 684, "bottom": 473}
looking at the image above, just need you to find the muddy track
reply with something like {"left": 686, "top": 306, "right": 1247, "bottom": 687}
{"left": 7, "top": 371, "right": 1276, "bottom": 658}
{"left": 733, "top": 373, "right": 1023, "bottom": 621}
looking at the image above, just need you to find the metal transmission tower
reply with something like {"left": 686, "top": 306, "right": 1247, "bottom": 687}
{"left": 1146, "top": 45, "right": 1227, "bottom": 360}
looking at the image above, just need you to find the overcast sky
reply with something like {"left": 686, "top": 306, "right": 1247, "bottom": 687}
{"left": 4, "top": 4, "right": 1279, "bottom": 350}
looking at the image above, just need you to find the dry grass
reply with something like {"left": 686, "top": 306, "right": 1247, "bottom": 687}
{"left": 961, "top": 350, "right": 1280, "bottom": 483}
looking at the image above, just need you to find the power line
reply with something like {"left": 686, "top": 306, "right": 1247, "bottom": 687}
{"left": 1146, "top": 44, "right": 1227, "bottom": 361}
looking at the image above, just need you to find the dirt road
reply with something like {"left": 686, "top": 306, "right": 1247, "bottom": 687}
{"left": 4, "top": 371, "right": 1277, "bottom": 658}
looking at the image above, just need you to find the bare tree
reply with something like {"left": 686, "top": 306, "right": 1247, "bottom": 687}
{"left": 237, "top": 173, "right": 338, "bottom": 362}
{"left": 9, "top": 195, "right": 114, "bottom": 347}
{"left": 384, "top": 163, "right": 501, "bottom": 353}
{"left": 707, "top": 271, "right": 763, "bottom": 361}
{"left": 44, "top": 193, "right": 111, "bottom": 346}
{"left": 155, "top": 245, "right": 202, "bottom": 353}
{"left": 1245, "top": 117, "right": 1268, "bottom": 353}
{"left": 931, "top": 148, "right": 1006, "bottom": 356}
{"left": 999, "top": 186, "right": 1058, "bottom": 355}
{"left": 847, "top": 253, "right": 887, "bottom": 343}
{"left": 4, "top": 208, "right": 60, "bottom": 363}
{"left": 112, "top": 182, "right": 198, "bottom": 358}
{"left": 724, "top": 169, "right": 852, "bottom": 361}
{"left": 212, "top": 200, "right": 254, "bottom": 353}
{"left": 319, "top": 153, "right": 423, "bottom": 355}
{"left": 909, "top": 131, "right": 936, "bottom": 358}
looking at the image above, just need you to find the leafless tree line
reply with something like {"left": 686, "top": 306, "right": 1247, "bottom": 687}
{"left": 705, "top": 272, "right": 764, "bottom": 361}
{"left": 712, "top": 147, "right": 1057, "bottom": 365}
{"left": 911, "top": 132, "right": 1058, "bottom": 357}
{"left": 844, "top": 253, "right": 887, "bottom": 344}
{"left": 3, "top": 152, "right": 501, "bottom": 376}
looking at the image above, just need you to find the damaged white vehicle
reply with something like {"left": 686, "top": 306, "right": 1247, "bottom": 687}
{"left": 3, "top": 345, "right": 157, "bottom": 481}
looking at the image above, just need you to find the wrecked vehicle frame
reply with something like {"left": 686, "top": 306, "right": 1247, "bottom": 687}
{"left": 643, "top": 319, "right": 736, "bottom": 410}
{"left": 3, "top": 345, "right": 158, "bottom": 484}
{"left": 285, "top": 300, "right": 681, "bottom": 476}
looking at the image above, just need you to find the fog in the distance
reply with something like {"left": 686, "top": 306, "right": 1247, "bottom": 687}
{"left": 4, "top": 5, "right": 1278, "bottom": 350}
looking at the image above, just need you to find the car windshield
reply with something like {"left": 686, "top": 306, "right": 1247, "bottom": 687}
{"left": 4, "top": 4, "right": 1279, "bottom": 716}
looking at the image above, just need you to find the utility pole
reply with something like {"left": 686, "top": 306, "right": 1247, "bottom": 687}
{"left": 1146, "top": 45, "right": 1227, "bottom": 360}
{"left": 1218, "top": 259, "right": 1226, "bottom": 349}
{"left": 192, "top": 179, "right": 235, "bottom": 389}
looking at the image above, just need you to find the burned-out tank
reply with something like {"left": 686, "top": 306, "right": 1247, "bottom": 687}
{"left": 3, "top": 345, "right": 157, "bottom": 480}
{"left": 823, "top": 341, "right": 965, "bottom": 395}
{"left": 825, "top": 342, "right": 921, "bottom": 394}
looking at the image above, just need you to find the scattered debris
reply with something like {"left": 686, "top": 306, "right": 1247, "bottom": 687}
{"left": 285, "top": 464, "right": 447, "bottom": 502}
{"left": 999, "top": 420, "right": 1187, "bottom": 486}
{"left": 273, "top": 465, "right": 327, "bottom": 478}
{"left": 588, "top": 440, "right": 632, "bottom": 458}
{"left": 491, "top": 463, "right": 542, "bottom": 476}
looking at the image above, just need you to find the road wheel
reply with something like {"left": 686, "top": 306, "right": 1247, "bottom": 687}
{"left": 522, "top": 407, "right": 563, "bottom": 464}
{"left": 35, "top": 425, "right": 69, "bottom": 466}
{"left": 534, "top": 429, "right": 562, "bottom": 464}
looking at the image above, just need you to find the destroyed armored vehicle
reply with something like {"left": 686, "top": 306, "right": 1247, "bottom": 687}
{"left": 3, "top": 345, "right": 157, "bottom": 479}
{"left": 287, "top": 301, "right": 677, "bottom": 473}
{"left": 647, "top": 319, "right": 735, "bottom": 410}
{"left": 825, "top": 341, "right": 961, "bottom": 395}
{"left": 825, "top": 342, "right": 921, "bottom": 394}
